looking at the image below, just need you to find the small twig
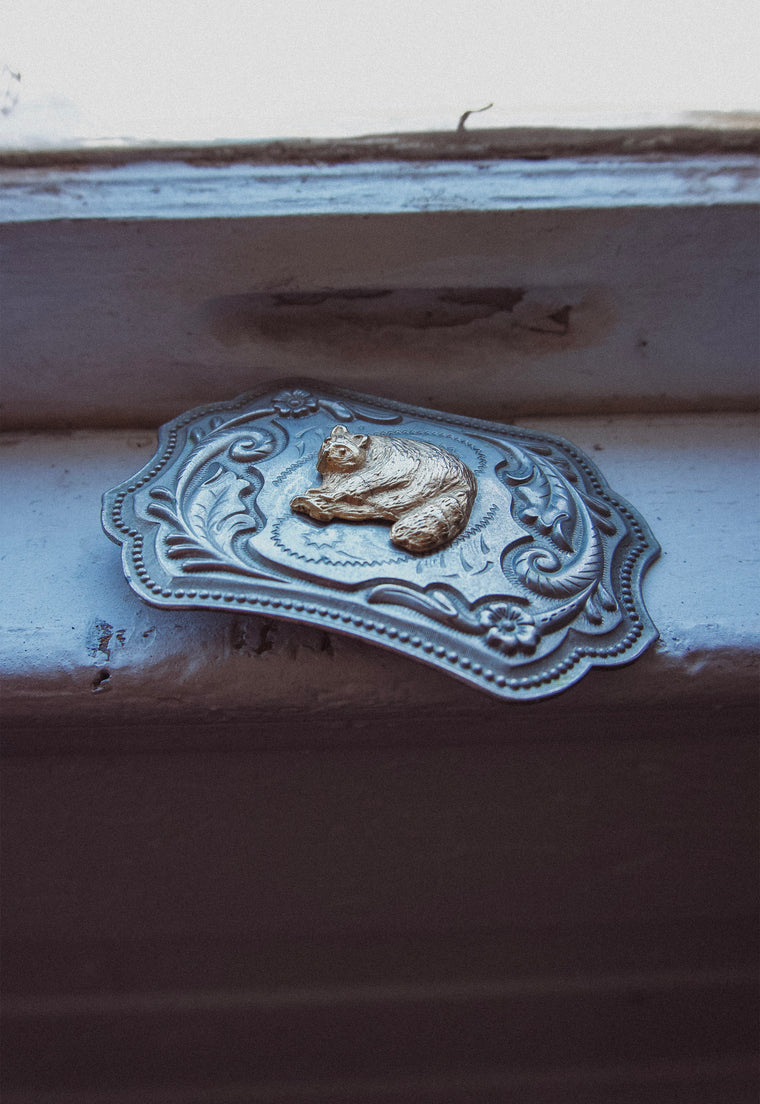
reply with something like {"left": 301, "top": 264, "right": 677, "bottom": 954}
{"left": 457, "top": 102, "right": 493, "bottom": 132}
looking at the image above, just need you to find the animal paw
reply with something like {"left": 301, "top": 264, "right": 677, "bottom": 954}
{"left": 290, "top": 495, "right": 331, "bottom": 522}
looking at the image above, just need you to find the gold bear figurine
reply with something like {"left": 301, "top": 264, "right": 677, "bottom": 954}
{"left": 290, "top": 425, "right": 477, "bottom": 554}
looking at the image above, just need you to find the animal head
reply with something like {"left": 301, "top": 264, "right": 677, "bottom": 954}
{"left": 316, "top": 425, "right": 370, "bottom": 474}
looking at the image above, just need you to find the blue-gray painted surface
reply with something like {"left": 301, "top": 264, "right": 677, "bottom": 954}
{"left": 1, "top": 157, "right": 758, "bottom": 222}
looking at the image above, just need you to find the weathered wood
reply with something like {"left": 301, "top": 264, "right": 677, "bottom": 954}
{"left": 1, "top": 414, "right": 757, "bottom": 1099}
{"left": 0, "top": 415, "right": 757, "bottom": 746}
{"left": 1, "top": 124, "right": 759, "bottom": 170}
{"left": 2, "top": 203, "right": 758, "bottom": 430}
{"left": 2, "top": 157, "right": 759, "bottom": 222}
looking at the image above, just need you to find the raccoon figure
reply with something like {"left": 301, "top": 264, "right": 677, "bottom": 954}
{"left": 290, "top": 424, "right": 477, "bottom": 554}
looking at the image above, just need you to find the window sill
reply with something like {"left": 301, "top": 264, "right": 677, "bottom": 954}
{"left": 2, "top": 149, "right": 757, "bottom": 1099}
{"left": 2, "top": 164, "right": 758, "bottom": 429}
{"left": 2, "top": 410, "right": 757, "bottom": 1100}
{"left": 1, "top": 412, "right": 756, "bottom": 751}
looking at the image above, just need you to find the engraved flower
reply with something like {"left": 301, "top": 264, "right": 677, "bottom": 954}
{"left": 479, "top": 602, "right": 540, "bottom": 655}
{"left": 272, "top": 388, "right": 320, "bottom": 417}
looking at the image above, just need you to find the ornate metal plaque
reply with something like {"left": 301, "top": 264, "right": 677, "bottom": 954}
{"left": 102, "top": 380, "right": 659, "bottom": 700}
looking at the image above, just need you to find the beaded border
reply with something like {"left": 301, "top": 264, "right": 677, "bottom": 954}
{"left": 103, "top": 380, "right": 659, "bottom": 699}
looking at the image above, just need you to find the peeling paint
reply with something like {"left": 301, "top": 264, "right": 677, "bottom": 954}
{"left": 230, "top": 616, "right": 277, "bottom": 657}
{"left": 201, "top": 286, "right": 598, "bottom": 349}
{"left": 86, "top": 619, "right": 113, "bottom": 661}
{"left": 2, "top": 199, "right": 756, "bottom": 429}
{"left": 86, "top": 620, "right": 126, "bottom": 661}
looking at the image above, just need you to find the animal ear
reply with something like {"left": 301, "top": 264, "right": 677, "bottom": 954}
{"left": 355, "top": 434, "right": 370, "bottom": 450}
{"left": 330, "top": 425, "right": 350, "bottom": 438}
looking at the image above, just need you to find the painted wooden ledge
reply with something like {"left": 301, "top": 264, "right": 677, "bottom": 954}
{"left": 1, "top": 412, "right": 757, "bottom": 750}
{"left": 2, "top": 412, "right": 757, "bottom": 1102}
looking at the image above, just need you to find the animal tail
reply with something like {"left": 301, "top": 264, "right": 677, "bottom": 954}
{"left": 390, "top": 491, "right": 471, "bottom": 555}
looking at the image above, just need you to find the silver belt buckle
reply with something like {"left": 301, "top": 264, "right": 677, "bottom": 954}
{"left": 102, "top": 380, "right": 659, "bottom": 700}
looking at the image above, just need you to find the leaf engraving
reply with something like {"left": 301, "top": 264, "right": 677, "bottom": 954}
{"left": 514, "top": 520, "right": 603, "bottom": 598}
{"left": 511, "top": 465, "right": 576, "bottom": 552}
{"left": 186, "top": 468, "right": 256, "bottom": 556}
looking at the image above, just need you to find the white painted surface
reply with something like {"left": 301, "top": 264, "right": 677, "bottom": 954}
{"left": 1, "top": 415, "right": 757, "bottom": 734}
{"left": 2, "top": 158, "right": 759, "bottom": 223}
{"left": 2, "top": 203, "right": 758, "bottom": 428}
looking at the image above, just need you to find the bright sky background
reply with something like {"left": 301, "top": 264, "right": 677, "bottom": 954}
{"left": 2, "top": 0, "right": 759, "bottom": 147}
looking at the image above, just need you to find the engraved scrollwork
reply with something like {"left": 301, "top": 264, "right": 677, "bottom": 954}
{"left": 269, "top": 387, "right": 402, "bottom": 425}
{"left": 368, "top": 584, "right": 464, "bottom": 625}
{"left": 491, "top": 437, "right": 620, "bottom": 627}
{"left": 228, "top": 431, "right": 277, "bottom": 463}
{"left": 147, "top": 470, "right": 264, "bottom": 578}
{"left": 145, "top": 425, "right": 282, "bottom": 581}
{"left": 103, "top": 379, "right": 660, "bottom": 700}
{"left": 367, "top": 430, "right": 624, "bottom": 659}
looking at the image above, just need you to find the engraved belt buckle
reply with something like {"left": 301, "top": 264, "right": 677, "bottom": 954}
{"left": 103, "top": 380, "right": 660, "bottom": 700}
